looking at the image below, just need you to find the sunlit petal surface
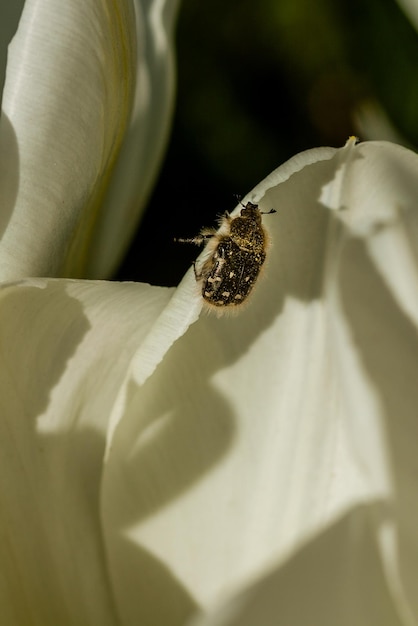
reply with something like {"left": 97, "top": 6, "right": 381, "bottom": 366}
{"left": 0, "top": 0, "right": 135, "bottom": 280}
{"left": 102, "top": 139, "right": 418, "bottom": 625}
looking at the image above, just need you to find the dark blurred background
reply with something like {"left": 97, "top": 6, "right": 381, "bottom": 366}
{"left": 116, "top": 0, "right": 418, "bottom": 287}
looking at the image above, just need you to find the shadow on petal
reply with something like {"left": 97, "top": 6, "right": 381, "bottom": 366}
{"left": 0, "top": 113, "right": 19, "bottom": 240}
{"left": 189, "top": 503, "right": 403, "bottom": 626}
{"left": 340, "top": 235, "right": 418, "bottom": 620}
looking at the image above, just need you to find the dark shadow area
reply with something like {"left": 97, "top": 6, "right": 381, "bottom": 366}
{"left": 0, "top": 1, "right": 25, "bottom": 106}
{"left": 115, "top": 0, "right": 366, "bottom": 287}
{"left": 105, "top": 320, "right": 237, "bottom": 524}
{"left": 0, "top": 113, "right": 19, "bottom": 239}
{"left": 0, "top": 282, "right": 89, "bottom": 416}
{"left": 106, "top": 535, "right": 199, "bottom": 626}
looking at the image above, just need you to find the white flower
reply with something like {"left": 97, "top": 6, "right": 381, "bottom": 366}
{"left": 1, "top": 3, "right": 418, "bottom": 624}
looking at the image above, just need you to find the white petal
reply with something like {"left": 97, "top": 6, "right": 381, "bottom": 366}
{"left": 86, "top": 0, "right": 181, "bottom": 278}
{"left": 0, "top": 0, "right": 135, "bottom": 280}
{"left": 396, "top": 0, "right": 418, "bottom": 32}
{"left": 102, "top": 140, "right": 418, "bottom": 623}
{"left": 189, "top": 506, "right": 404, "bottom": 626}
{"left": 0, "top": 278, "right": 172, "bottom": 624}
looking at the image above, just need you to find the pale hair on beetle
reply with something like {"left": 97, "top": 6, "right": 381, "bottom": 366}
{"left": 175, "top": 198, "right": 276, "bottom": 315}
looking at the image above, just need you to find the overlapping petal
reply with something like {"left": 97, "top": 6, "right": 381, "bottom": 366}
{"left": 101, "top": 139, "right": 418, "bottom": 625}
{"left": 0, "top": 278, "right": 173, "bottom": 624}
{"left": 0, "top": 0, "right": 179, "bottom": 282}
